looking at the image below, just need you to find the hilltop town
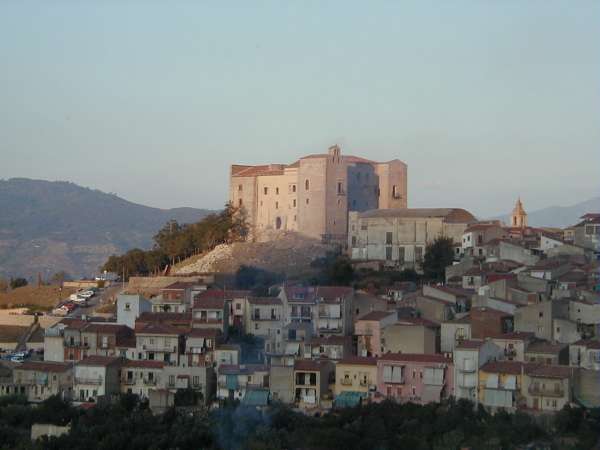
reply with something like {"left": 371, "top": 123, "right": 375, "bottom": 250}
{"left": 0, "top": 146, "right": 599, "bottom": 446}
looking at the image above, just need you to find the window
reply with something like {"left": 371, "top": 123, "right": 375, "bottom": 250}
{"left": 306, "top": 198, "right": 309, "bottom": 205}
{"left": 293, "top": 199, "right": 296, "bottom": 207}
{"left": 392, "top": 185, "right": 401, "bottom": 199}
{"left": 238, "top": 184, "right": 242, "bottom": 191}
{"left": 305, "top": 179, "right": 309, "bottom": 190}
{"left": 193, "top": 376, "right": 200, "bottom": 386}
{"left": 585, "top": 225, "right": 595, "bottom": 235}
{"left": 386, "top": 232, "right": 393, "bottom": 245}
{"left": 351, "top": 236, "right": 357, "bottom": 247}
{"left": 236, "top": 303, "right": 241, "bottom": 310}
{"left": 292, "top": 184, "right": 296, "bottom": 192}
{"left": 169, "top": 375, "right": 175, "bottom": 386}
{"left": 255, "top": 323, "right": 259, "bottom": 330}
{"left": 398, "top": 246, "right": 405, "bottom": 263}
{"left": 415, "top": 246, "right": 423, "bottom": 262}
{"left": 264, "top": 187, "right": 268, "bottom": 195}
{"left": 337, "top": 182, "right": 343, "bottom": 194}
{"left": 386, "top": 246, "right": 392, "bottom": 260}
{"left": 539, "top": 312, "right": 543, "bottom": 318}
{"left": 275, "top": 202, "right": 279, "bottom": 209}
{"left": 276, "top": 187, "right": 279, "bottom": 195}
{"left": 125, "top": 303, "right": 131, "bottom": 311}
{"left": 238, "top": 198, "right": 243, "bottom": 207}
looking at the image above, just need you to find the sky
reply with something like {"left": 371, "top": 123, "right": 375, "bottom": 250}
{"left": 1, "top": 1, "right": 599, "bottom": 217}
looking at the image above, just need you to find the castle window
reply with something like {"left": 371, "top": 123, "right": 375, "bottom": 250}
{"left": 392, "top": 185, "right": 401, "bottom": 199}
{"left": 264, "top": 187, "right": 268, "bottom": 195}
{"left": 306, "top": 199, "right": 309, "bottom": 205}
{"left": 276, "top": 187, "right": 279, "bottom": 195}
{"left": 293, "top": 199, "right": 297, "bottom": 207}
{"left": 305, "top": 179, "right": 309, "bottom": 191}
{"left": 292, "top": 185, "right": 296, "bottom": 192}
{"left": 294, "top": 215, "right": 297, "bottom": 222}
{"left": 238, "top": 199, "right": 243, "bottom": 207}
{"left": 275, "top": 202, "right": 279, "bottom": 209}
{"left": 238, "top": 185, "right": 242, "bottom": 191}
{"left": 337, "top": 182, "right": 343, "bottom": 194}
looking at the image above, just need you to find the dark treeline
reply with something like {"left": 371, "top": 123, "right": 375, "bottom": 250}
{"left": 3, "top": 395, "right": 599, "bottom": 450}
{"left": 102, "top": 204, "right": 247, "bottom": 279}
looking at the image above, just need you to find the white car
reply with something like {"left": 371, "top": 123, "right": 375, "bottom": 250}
{"left": 80, "top": 291, "right": 95, "bottom": 299}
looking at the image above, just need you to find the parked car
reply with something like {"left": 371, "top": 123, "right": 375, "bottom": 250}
{"left": 10, "top": 355, "right": 25, "bottom": 363}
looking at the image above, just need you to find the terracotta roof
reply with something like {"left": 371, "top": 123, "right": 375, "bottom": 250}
{"left": 316, "top": 286, "right": 354, "bottom": 301}
{"left": 82, "top": 323, "right": 132, "bottom": 334}
{"left": 187, "top": 328, "right": 221, "bottom": 338}
{"left": 396, "top": 317, "right": 440, "bottom": 328}
{"left": 526, "top": 365, "right": 574, "bottom": 379}
{"left": 247, "top": 297, "right": 282, "bottom": 305}
{"left": 338, "top": 356, "right": 378, "bottom": 366}
{"left": 573, "top": 339, "right": 600, "bottom": 350}
{"left": 284, "top": 286, "right": 317, "bottom": 303}
{"left": 480, "top": 360, "right": 525, "bottom": 375}
{"left": 231, "top": 164, "right": 287, "bottom": 177}
{"left": 135, "top": 322, "right": 183, "bottom": 336}
{"left": 358, "top": 208, "right": 476, "bottom": 224}
{"left": 490, "top": 332, "right": 535, "bottom": 341}
{"left": 194, "top": 289, "right": 250, "bottom": 309}
{"left": 16, "top": 361, "right": 72, "bottom": 373}
{"left": 77, "top": 356, "right": 123, "bottom": 367}
{"left": 526, "top": 341, "right": 567, "bottom": 355}
{"left": 294, "top": 359, "right": 331, "bottom": 371}
{"left": 464, "top": 223, "right": 503, "bottom": 233}
{"left": 379, "top": 353, "right": 451, "bottom": 364}
{"left": 219, "top": 364, "right": 268, "bottom": 375}
{"left": 358, "top": 311, "right": 395, "bottom": 321}
{"left": 455, "top": 339, "right": 485, "bottom": 350}
{"left": 123, "top": 360, "right": 165, "bottom": 369}
{"left": 161, "top": 281, "right": 194, "bottom": 291}
{"left": 58, "top": 318, "right": 88, "bottom": 330}
{"left": 137, "top": 312, "right": 192, "bottom": 324}
{"left": 116, "top": 336, "right": 137, "bottom": 348}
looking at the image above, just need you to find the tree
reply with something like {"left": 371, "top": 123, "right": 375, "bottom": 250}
{"left": 9, "top": 277, "right": 28, "bottom": 289}
{"left": 0, "top": 278, "right": 8, "bottom": 293}
{"left": 422, "top": 236, "right": 455, "bottom": 281}
{"left": 50, "top": 271, "right": 71, "bottom": 284}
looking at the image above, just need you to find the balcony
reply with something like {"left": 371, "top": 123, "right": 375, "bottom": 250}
{"left": 75, "top": 377, "right": 103, "bottom": 386}
{"left": 459, "top": 359, "right": 476, "bottom": 373}
{"left": 144, "top": 378, "right": 157, "bottom": 386}
{"left": 528, "top": 385, "right": 565, "bottom": 398}
{"left": 142, "top": 344, "right": 176, "bottom": 353}
{"left": 340, "top": 378, "right": 353, "bottom": 386}
{"left": 359, "top": 380, "right": 371, "bottom": 387}
{"left": 123, "top": 378, "right": 136, "bottom": 385}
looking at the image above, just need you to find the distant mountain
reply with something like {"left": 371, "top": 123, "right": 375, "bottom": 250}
{"left": 0, "top": 178, "right": 213, "bottom": 279}
{"left": 491, "top": 197, "right": 600, "bottom": 228}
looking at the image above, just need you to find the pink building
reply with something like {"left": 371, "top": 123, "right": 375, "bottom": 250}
{"left": 354, "top": 311, "right": 396, "bottom": 357}
{"left": 377, "top": 353, "right": 454, "bottom": 404}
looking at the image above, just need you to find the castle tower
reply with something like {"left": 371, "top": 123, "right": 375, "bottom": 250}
{"left": 510, "top": 197, "right": 528, "bottom": 228}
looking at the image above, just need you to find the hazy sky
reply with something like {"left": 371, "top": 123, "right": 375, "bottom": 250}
{"left": 1, "top": 1, "right": 599, "bottom": 217}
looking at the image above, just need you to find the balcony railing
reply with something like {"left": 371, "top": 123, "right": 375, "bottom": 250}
{"left": 144, "top": 378, "right": 157, "bottom": 386}
{"left": 75, "top": 377, "right": 103, "bottom": 386}
{"left": 528, "top": 385, "right": 565, "bottom": 397}
{"left": 359, "top": 380, "right": 371, "bottom": 387}
{"left": 122, "top": 378, "right": 136, "bottom": 385}
{"left": 340, "top": 378, "right": 353, "bottom": 386}
{"left": 142, "top": 345, "right": 176, "bottom": 352}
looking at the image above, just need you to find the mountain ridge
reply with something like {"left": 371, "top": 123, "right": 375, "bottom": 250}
{"left": 0, "top": 178, "right": 213, "bottom": 279}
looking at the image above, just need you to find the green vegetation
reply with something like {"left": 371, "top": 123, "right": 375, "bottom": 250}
{"left": 1, "top": 395, "right": 599, "bottom": 450}
{"left": 422, "top": 236, "right": 456, "bottom": 282}
{"left": 309, "top": 251, "right": 355, "bottom": 286}
{"left": 102, "top": 203, "right": 247, "bottom": 279}
{"left": 9, "top": 277, "right": 28, "bottom": 289}
{"left": 234, "top": 265, "right": 283, "bottom": 296}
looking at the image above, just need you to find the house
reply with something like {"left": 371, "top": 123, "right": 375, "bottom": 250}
{"left": 279, "top": 286, "right": 317, "bottom": 326}
{"left": 573, "top": 213, "right": 600, "bottom": 253}
{"left": 79, "top": 323, "right": 135, "bottom": 358}
{"left": 524, "top": 341, "right": 569, "bottom": 365}
{"left": 12, "top": 362, "right": 73, "bottom": 403}
{"left": 462, "top": 268, "right": 487, "bottom": 290}
{"left": 184, "top": 328, "right": 222, "bottom": 367}
{"left": 304, "top": 335, "right": 351, "bottom": 360}
{"left": 514, "top": 299, "right": 570, "bottom": 342}
{"left": 244, "top": 297, "right": 283, "bottom": 337}
{"left": 485, "top": 240, "right": 539, "bottom": 266}
{"left": 415, "top": 296, "right": 455, "bottom": 323}
{"left": 527, "top": 259, "right": 572, "bottom": 281}
{"left": 217, "top": 364, "right": 269, "bottom": 402}
{"left": 269, "top": 364, "right": 295, "bottom": 404}
{"left": 351, "top": 292, "right": 389, "bottom": 322}
{"left": 156, "top": 281, "right": 196, "bottom": 312}
{"left": 134, "top": 322, "right": 184, "bottom": 366}
{"left": 74, "top": 356, "right": 123, "bottom": 402}
{"left": 265, "top": 322, "right": 312, "bottom": 367}
{"left": 377, "top": 353, "right": 453, "bottom": 404}
{"left": 462, "top": 223, "right": 506, "bottom": 258}
{"left": 568, "top": 298, "right": 600, "bottom": 340}
{"left": 213, "top": 344, "right": 241, "bottom": 369}
{"left": 313, "top": 286, "right": 354, "bottom": 337}
{"left": 440, "top": 316, "right": 472, "bottom": 354}
{"left": 293, "top": 359, "right": 335, "bottom": 408}
{"left": 136, "top": 312, "right": 192, "bottom": 331}
{"left": 569, "top": 339, "right": 600, "bottom": 370}
{"left": 335, "top": 356, "right": 378, "bottom": 397}
{"left": 478, "top": 360, "right": 527, "bottom": 411}
{"left": 121, "top": 360, "right": 165, "bottom": 398}
{"left": 523, "top": 365, "right": 576, "bottom": 411}
{"left": 163, "top": 365, "right": 216, "bottom": 403}
{"left": 354, "top": 311, "right": 397, "bottom": 357}
{"left": 116, "top": 293, "right": 152, "bottom": 329}
{"left": 453, "top": 339, "right": 502, "bottom": 403}
{"left": 422, "top": 285, "right": 473, "bottom": 314}
{"left": 192, "top": 290, "right": 233, "bottom": 335}
{"left": 489, "top": 332, "right": 535, "bottom": 362}
{"left": 348, "top": 208, "right": 476, "bottom": 270}
{"left": 381, "top": 317, "right": 439, "bottom": 355}
{"left": 469, "top": 307, "right": 514, "bottom": 339}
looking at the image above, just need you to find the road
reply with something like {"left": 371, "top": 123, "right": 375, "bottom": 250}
{"left": 67, "top": 284, "right": 122, "bottom": 319}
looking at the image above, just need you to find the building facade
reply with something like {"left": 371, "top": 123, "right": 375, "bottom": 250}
{"left": 230, "top": 145, "right": 407, "bottom": 242}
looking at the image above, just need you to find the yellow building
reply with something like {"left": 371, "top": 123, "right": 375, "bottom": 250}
{"left": 478, "top": 360, "right": 526, "bottom": 411}
{"left": 334, "top": 356, "right": 378, "bottom": 396}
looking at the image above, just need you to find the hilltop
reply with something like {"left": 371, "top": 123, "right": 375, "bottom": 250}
{"left": 0, "top": 178, "right": 212, "bottom": 279}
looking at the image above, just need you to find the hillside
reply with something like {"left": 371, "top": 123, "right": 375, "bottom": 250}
{"left": 0, "top": 178, "right": 212, "bottom": 279}
{"left": 492, "top": 196, "right": 600, "bottom": 228}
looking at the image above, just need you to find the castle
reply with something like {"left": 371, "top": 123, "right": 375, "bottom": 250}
{"left": 229, "top": 145, "right": 407, "bottom": 242}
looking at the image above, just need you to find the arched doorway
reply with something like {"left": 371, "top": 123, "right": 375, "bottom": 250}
{"left": 275, "top": 217, "right": 282, "bottom": 230}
